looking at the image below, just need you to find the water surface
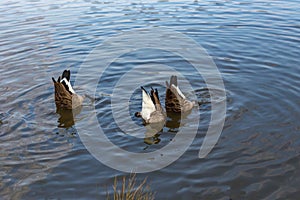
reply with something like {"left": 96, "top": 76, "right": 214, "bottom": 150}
{"left": 1, "top": 0, "right": 300, "bottom": 199}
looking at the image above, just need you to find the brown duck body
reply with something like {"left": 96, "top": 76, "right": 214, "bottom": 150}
{"left": 165, "top": 75, "right": 195, "bottom": 113}
{"left": 52, "top": 70, "right": 84, "bottom": 110}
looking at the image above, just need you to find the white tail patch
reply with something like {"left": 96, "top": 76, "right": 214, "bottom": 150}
{"left": 60, "top": 77, "right": 76, "bottom": 94}
{"left": 141, "top": 89, "right": 155, "bottom": 121}
{"left": 171, "top": 84, "right": 186, "bottom": 99}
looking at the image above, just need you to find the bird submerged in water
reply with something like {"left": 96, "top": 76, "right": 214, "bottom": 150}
{"left": 165, "top": 75, "right": 195, "bottom": 113}
{"left": 52, "top": 70, "right": 84, "bottom": 110}
{"left": 135, "top": 87, "right": 166, "bottom": 124}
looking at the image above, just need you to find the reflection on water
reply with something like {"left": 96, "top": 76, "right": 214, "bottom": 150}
{"left": 56, "top": 106, "right": 82, "bottom": 128}
{"left": 144, "top": 133, "right": 161, "bottom": 145}
{"left": 144, "top": 121, "right": 165, "bottom": 139}
{"left": 1, "top": 0, "right": 300, "bottom": 199}
{"left": 166, "top": 110, "right": 194, "bottom": 130}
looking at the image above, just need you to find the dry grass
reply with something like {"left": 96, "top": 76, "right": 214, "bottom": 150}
{"left": 106, "top": 174, "right": 155, "bottom": 200}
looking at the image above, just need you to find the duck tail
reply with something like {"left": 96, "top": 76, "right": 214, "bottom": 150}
{"left": 60, "top": 70, "right": 75, "bottom": 94}
{"left": 170, "top": 75, "right": 177, "bottom": 87}
{"left": 62, "top": 70, "right": 71, "bottom": 81}
{"left": 166, "top": 80, "right": 170, "bottom": 88}
{"left": 150, "top": 88, "right": 161, "bottom": 106}
{"left": 155, "top": 88, "right": 160, "bottom": 101}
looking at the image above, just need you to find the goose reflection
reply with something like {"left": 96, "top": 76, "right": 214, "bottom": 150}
{"left": 165, "top": 110, "right": 192, "bottom": 132}
{"left": 143, "top": 121, "right": 164, "bottom": 145}
{"left": 142, "top": 110, "right": 193, "bottom": 145}
{"left": 56, "top": 106, "right": 82, "bottom": 128}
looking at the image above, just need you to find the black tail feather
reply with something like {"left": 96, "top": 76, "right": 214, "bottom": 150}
{"left": 166, "top": 81, "right": 170, "bottom": 88}
{"left": 155, "top": 88, "right": 159, "bottom": 101}
{"left": 141, "top": 86, "right": 147, "bottom": 94}
{"left": 170, "top": 75, "right": 177, "bottom": 86}
{"left": 53, "top": 71, "right": 72, "bottom": 95}
{"left": 150, "top": 88, "right": 155, "bottom": 104}
{"left": 62, "top": 70, "right": 71, "bottom": 81}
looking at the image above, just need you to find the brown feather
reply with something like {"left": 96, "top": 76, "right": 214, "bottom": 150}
{"left": 165, "top": 75, "right": 194, "bottom": 113}
{"left": 53, "top": 82, "right": 73, "bottom": 110}
{"left": 165, "top": 76, "right": 182, "bottom": 112}
{"left": 52, "top": 71, "right": 84, "bottom": 110}
{"left": 151, "top": 88, "right": 163, "bottom": 112}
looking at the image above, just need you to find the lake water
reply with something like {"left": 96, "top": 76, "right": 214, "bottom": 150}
{"left": 1, "top": 0, "right": 300, "bottom": 199}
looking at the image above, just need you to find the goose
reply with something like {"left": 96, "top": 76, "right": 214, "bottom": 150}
{"left": 135, "top": 87, "right": 166, "bottom": 124}
{"left": 52, "top": 70, "right": 84, "bottom": 110}
{"left": 165, "top": 75, "right": 195, "bottom": 113}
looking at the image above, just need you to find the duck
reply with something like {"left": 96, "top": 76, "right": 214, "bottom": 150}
{"left": 165, "top": 75, "right": 195, "bottom": 113}
{"left": 52, "top": 70, "right": 84, "bottom": 110}
{"left": 135, "top": 87, "right": 166, "bottom": 124}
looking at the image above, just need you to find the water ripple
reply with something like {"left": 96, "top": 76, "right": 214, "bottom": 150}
{"left": 1, "top": 0, "right": 300, "bottom": 199}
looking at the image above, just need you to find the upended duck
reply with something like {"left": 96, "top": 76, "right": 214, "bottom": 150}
{"left": 135, "top": 87, "right": 166, "bottom": 124}
{"left": 52, "top": 70, "right": 84, "bottom": 110}
{"left": 165, "top": 75, "right": 195, "bottom": 113}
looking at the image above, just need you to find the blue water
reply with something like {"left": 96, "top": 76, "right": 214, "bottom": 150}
{"left": 1, "top": 0, "right": 300, "bottom": 199}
